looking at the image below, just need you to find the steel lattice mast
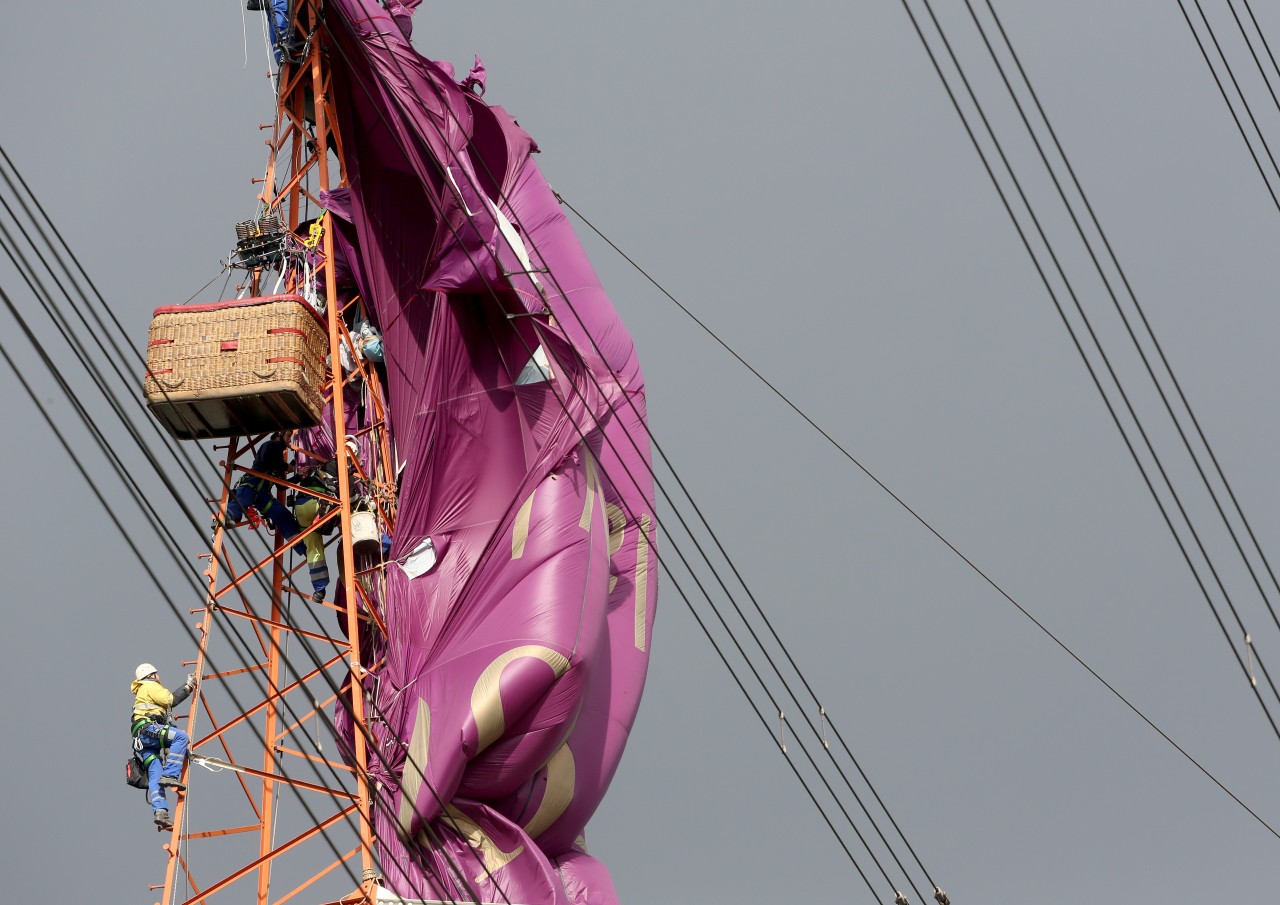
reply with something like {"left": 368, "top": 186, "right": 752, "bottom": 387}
{"left": 151, "top": 4, "right": 392, "bottom": 903}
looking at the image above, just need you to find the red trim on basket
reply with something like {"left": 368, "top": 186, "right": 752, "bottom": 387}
{"left": 266, "top": 356, "right": 304, "bottom": 366}
{"left": 150, "top": 294, "right": 327, "bottom": 329}
{"left": 148, "top": 338, "right": 174, "bottom": 347}
{"left": 220, "top": 340, "right": 239, "bottom": 352}
{"left": 268, "top": 327, "right": 306, "bottom": 337}
{"left": 149, "top": 369, "right": 174, "bottom": 376}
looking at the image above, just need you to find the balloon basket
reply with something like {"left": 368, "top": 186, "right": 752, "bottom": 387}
{"left": 144, "top": 294, "right": 329, "bottom": 439}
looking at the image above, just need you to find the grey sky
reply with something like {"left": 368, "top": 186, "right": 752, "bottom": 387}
{"left": 1, "top": 2, "right": 1278, "bottom": 903}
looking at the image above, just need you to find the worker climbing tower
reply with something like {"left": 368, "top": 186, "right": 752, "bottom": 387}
{"left": 143, "top": 3, "right": 388, "bottom": 903}
{"left": 141, "top": 2, "right": 658, "bottom": 903}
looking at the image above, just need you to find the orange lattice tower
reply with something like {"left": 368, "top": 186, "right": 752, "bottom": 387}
{"left": 149, "top": 5, "right": 393, "bottom": 903}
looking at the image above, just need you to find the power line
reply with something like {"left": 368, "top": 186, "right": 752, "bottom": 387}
{"left": 956, "top": 0, "right": 1280, "bottom": 694}
{"left": 898, "top": 0, "right": 1280, "bottom": 738}
{"left": 974, "top": 0, "right": 1280, "bottom": 626}
{"left": 1239, "top": 0, "right": 1280, "bottom": 93}
{"left": 1177, "top": 0, "right": 1280, "bottom": 215}
{"left": 551, "top": 29, "right": 1280, "bottom": 851}
{"left": 1225, "top": 0, "right": 1280, "bottom": 121}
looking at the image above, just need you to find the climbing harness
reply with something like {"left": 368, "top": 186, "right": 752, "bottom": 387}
{"left": 128, "top": 716, "right": 173, "bottom": 790}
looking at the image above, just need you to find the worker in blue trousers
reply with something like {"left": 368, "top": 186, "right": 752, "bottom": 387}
{"left": 217, "top": 437, "right": 336, "bottom": 602}
{"left": 130, "top": 664, "right": 198, "bottom": 829}
{"left": 217, "top": 437, "right": 302, "bottom": 540}
{"left": 247, "top": 0, "right": 297, "bottom": 62}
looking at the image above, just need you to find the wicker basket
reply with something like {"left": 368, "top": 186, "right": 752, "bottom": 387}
{"left": 144, "top": 294, "right": 329, "bottom": 439}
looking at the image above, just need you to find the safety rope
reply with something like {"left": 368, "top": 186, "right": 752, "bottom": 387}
{"left": 189, "top": 754, "right": 244, "bottom": 776}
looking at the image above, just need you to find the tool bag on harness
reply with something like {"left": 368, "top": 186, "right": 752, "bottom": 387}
{"left": 125, "top": 754, "right": 152, "bottom": 789}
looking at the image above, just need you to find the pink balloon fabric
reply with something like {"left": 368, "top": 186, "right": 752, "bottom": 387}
{"left": 321, "top": 3, "right": 657, "bottom": 901}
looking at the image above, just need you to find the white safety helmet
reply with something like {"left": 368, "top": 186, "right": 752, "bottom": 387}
{"left": 135, "top": 662, "right": 159, "bottom": 681}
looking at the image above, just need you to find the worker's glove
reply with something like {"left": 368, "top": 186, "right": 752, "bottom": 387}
{"left": 187, "top": 672, "right": 199, "bottom": 690}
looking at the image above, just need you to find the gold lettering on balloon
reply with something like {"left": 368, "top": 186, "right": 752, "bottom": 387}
{"left": 522, "top": 744, "right": 576, "bottom": 840}
{"left": 470, "top": 646, "right": 570, "bottom": 753}
{"left": 606, "top": 502, "right": 626, "bottom": 556}
{"left": 635, "top": 513, "right": 650, "bottom": 651}
{"left": 436, "top": 805, "right": 526, "bottom": 885}
{"left": 512, "top": 489, "right": 536, "bottom": 560}
{"left": 579, "top": 447, "right": 599, "bottom": 531}
{"left": 397, "top": 699, "right": 431, "bottom": 834}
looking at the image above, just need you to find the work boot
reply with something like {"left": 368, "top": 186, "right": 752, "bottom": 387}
{"left": 159, "top": 776, "right": 186, "bottom": 791}
{"left": 154, "top": 809, "right": 173, "bottom": 830}
{"left": 312, "top": 588, "right": 326, "bottom": 603}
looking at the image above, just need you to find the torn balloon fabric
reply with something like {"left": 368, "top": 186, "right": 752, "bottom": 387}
{"left": 321, "top": 2, "right": 657, "bottom": 902}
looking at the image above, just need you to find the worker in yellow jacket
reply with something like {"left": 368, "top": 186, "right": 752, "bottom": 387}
{"left": 130, "top": 664, "right": 197, "bottom": 829}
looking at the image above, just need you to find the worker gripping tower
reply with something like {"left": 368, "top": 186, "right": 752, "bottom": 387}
{"left": 142, "top": 4, "right": 391, "bottom": 903}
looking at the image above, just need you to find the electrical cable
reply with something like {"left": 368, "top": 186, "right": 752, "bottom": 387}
{"left": 900, "top": 0, "right": 1280, "bottom": 738}
{"left": 0, "top": 136, "right": 395, "bottom": 661}
{"left": 1177, "top": 0, "right": 1280, "bottom": 215}
{"left": 1240, "top": 0, "right": 1280, "bottom": 89}
{"left": 1189, "top": 0, "right": 1280, "bottom": 186}
{"left": 969, "top": 0, "right": 1280, "bottom": 697}
{"left": 1225, "top": 0, "right": 1280, "bottom": 121}
{"left": 957, "top": 0, "right": 1280, "bottom": 695}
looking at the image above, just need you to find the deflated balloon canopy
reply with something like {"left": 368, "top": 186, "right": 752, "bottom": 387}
{"left": 321, "top": 2, "right": 658, "bottom": 903}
